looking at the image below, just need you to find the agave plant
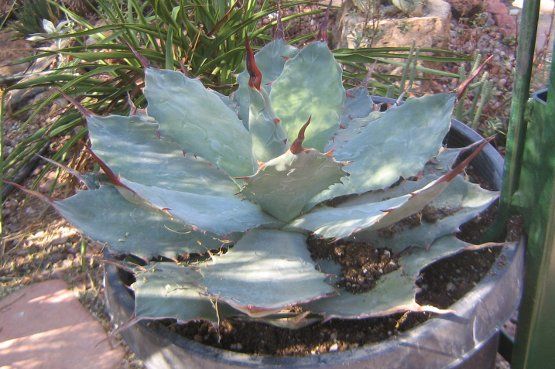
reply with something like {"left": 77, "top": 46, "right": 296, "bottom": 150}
{"left": 24, "top": 34, "right": 507, "bottom": 329}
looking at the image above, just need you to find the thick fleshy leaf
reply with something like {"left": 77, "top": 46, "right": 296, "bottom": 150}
{"left": 402, "top": 236, "right": 468, "bottom": 277}
{"left": 352, "top": 176, "right": 499, "bottom": 252}
{"left": 201, "top": 229, "right": 335, "bottom": 317}
{"left": 338, "top": 147, "right": 463, "bottom": 206}
{"left": 144, "top": 68, "right": 255, "bottom": 176}
{"left": 270, "top": 41, "right": 345, "bottom": 150}
{"left": 306, "top": 269, "right": 419, "bottom": 319}
{"left": 132, "top": 263, "right": 217, "bottom": 323}
{"left": 55, "top": 186, "right": 227, "bottom": 259}
{"left": 86, "top": 112, "right": 273, "bottom": 236}
{"left": 307, "top": 94, "right": 455, "bottom": 209}
{"left": 87, "top": 114, "right": 238, "bottom": 196}
{"left": 240, "top": 149, "right": 347, "bottom": 222}
{"left": 253, "top": 39, "right": 299, "bottom": 82}
{"left": 328, "top": 111, "right": 382, "bottom": 152}
{"left": 341, "top": 87, "right": 374, "bottom": 123}
{"left": 289, "top": 194, "right": 408, "bottom": 239}
{"left": 235, "top": 74, "right": 251, "bottom": 128}
{"left": 118, "top": 179, "right": 277, "bottom": 236}
{"left": 248, "top": 88, "right": 288, "bottom": 162}
{"left": 212, "top": 89, "right": 240, "bottom": 115}
{"left": 234, "top": 39, "right": 299, "bottom": 125}
{"left": 399, "top": 236, "right": 500, "bottom": 278}
{"left": 289, "top": 158, "right": 473, "bottom": 239}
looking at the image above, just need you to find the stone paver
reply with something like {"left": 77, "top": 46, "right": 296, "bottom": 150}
{"left": 0, "top": 280, "right": 124, "bottom": 369}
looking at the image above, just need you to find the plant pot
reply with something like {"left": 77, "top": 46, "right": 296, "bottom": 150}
{"left": 103, "top": 116, "right": 524, "bottom": 369}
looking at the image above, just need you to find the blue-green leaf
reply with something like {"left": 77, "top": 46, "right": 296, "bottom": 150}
{"left": 132, "top": 263, "right": 217, "bottom": 323}
{"left": 233, "top": 39, "right": 299, "bottom": 126}
{"left": 86, "top": 113, "right": 273, "bottom": 236}
{"left": 270, "top": 42, "right": 345, "bottom": 150}
{"left": 289, "top": 168, "right": 462, "bottom": 239}
{"left": 87, "top": 114, "right": 238, "bottom": 196}
{"left": 306, "top": 269, "right": 419, "bottom": 319}
{"left": 240, "top": 149, "right": 347, "bottom": 222}
{"left": 341, "top": 87, "right": 374, "bottom": 123}
{"left": 202, "top": 229, "right": 335, "bottom": 317}
{"left": 55, "top": 186, "right": 228, "bottom": 259}
{"left": 144, "top": 68, "right": 255, "bottom": 176}
{"left": 248, "top": 88, "right": 288, "bottom": 162}
{"left": 351, "top": 176, "right": 499, "bottom": 252}
{"left": 119, "top": 178, "right": 278, "bottom": 236}
{"left": 308, "top": 94, "right": 455, "bottom": 209}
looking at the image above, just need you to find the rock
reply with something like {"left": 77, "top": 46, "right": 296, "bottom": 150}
{"left": 0, "top": 280, "right": 124, "bottom": 369}
{"left": 446, "top": 0, "right": 484, "bottom": 18}
{"left": 337, "top": 0, "right": 451, "bottom": 49}
{"left": 0, "top": 31, "right": 32, "bottom": 83}
{"left": 6, "top": 87, "right": 48, "bottom": 115}
{"left": 486, "top": 0, "right": 517, "bottom": 37}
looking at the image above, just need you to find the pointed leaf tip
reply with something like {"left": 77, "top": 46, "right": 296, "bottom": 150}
{"left": 456, "top": 55, "right": 493, "bottom": 99}
{"left": 56, "top": 89, "right": 91, "bottom": 117}
{"left": 179, "top": 60, "right": 188, "bottom": 75}
{"left": 125, "top": 40, "right": 150, "bottom": 69}
{"left": 319, "top": 0, "right": 332, "bottom": 42}
{"left": 440, "top": 137, "right": 492, "bottom": 183}
{"left": 290, "top": 116, "right": 311, "bottom": 154}
{"left": 274, "top": 1, "right": 285, "bottom": 40}
{"left": 37, "top": 155, "right": 90, "bottom": 189}
{"left": 84, "top": 146, "right": 127, "bottom": 189}
{"left": 245, "top": 37, "right": 262, "bottom": 90}
{"left": 3, "top": 180, "right": 53, "bottom": 204}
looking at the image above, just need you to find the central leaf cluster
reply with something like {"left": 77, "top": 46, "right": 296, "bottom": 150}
{"left": 49, "top": 38, "right": 504, "bottom": 328}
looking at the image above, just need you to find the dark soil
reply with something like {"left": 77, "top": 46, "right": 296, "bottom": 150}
{"left": 307, "top": 237, "right": 399, "bottom": 294}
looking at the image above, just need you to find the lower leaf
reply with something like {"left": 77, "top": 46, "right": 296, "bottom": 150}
{"left": 201, "top": 229, "right": 336, "bottom": 317}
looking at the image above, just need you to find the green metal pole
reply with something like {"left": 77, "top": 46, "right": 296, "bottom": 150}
{"left": 511, "top": 39, "right": 555, "bottom": 369}
{"left": 497, "top": 0, "right": 541, "bottom": 231}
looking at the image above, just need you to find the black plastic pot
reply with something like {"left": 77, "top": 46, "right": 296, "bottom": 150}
{"left": 104, "top": 118, "right": 524, "bottom": 369}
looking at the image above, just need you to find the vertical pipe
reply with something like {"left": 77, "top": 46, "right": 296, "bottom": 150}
{"left": 498, "top": 0, "right": 541, "bottom": 224}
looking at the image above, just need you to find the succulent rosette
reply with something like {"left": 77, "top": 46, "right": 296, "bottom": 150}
{"left": 36, "top": 36, "right": 509, "bottom": 328}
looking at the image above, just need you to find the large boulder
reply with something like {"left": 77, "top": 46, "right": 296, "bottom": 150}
{"left": 337, "top": 0, "right": 451, "bottom": 49}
